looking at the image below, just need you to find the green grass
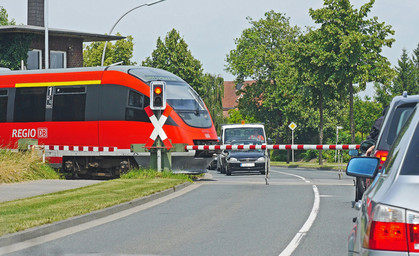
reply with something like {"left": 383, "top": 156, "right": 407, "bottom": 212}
{"left": 0, "top": 149, "right": 62, "bottom": 183}
{"left": 0, "top": 169, "right": 191, "bottom": 237}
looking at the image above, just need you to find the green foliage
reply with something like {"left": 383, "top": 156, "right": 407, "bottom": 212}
{"left": 0, "top": 6, "right": 32, "bottom": 70}
{"left": 226, "top": 11, "right": 303, "bottom": 144}
{"left": 227, "top": 108, "right": 259, "bottom": 124}
{"left": 375, "top": 46, "right": 419, "bottom": 105}
{"left": 305, "top": 0, "right": 395, "bottom": 143}
{"left": 143, "top": 29, "right": 225, "bottom": 130}
{"left": 0, "top": 176, "right": 189, "bottom": 236}
{"left": 199, "top": 73, "right": 226, "bottom": 131}
{"left": 0, "top": 149, "right": 61, "bottom": 183}
{"left": 352, "top": 97, "right": 383, "bottom": 139}
{"left": 301, "top": 150, "right": 319, "bottom": 162}
{"left": 142, "top": 29, "right": 203, "bottom": 92}
{"left": 0, "top": 6, "right": 15, "bottom": 25}
{"left": 0, "top": 34, "right": 33, "bottom": 70}
{"left": 83, "top": 34, "right": 136, "bottom": 67}
{"left": 393, "top": 49, "right": 417, "bottom": 94}
{"left": 373, "top": 81, "right": 393, "bottom": 106}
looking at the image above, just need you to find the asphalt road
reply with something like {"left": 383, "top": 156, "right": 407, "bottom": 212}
{"left": 2, "top": 166, "right": 358, "bottom": 256}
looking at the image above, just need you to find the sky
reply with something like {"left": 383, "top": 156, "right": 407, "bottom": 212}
{"left": 2, "top": 0, "right": 419, "bottom": 97}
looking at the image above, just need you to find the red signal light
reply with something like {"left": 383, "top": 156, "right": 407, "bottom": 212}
{"left": 154, "top": 86, "right": 162, "bottom": 95}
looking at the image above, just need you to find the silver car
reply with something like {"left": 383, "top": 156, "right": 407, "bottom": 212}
{"left": 346, "top": 102, "right": 419, "bottom": 255}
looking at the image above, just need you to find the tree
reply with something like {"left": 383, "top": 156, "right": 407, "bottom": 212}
{"left": 373, "top": 81, "right": 393, "bottom": 106}
{"left": 392, "top": 49, "right": 416, "bottom": 95}
{"left": 83, "top": 34, "right": 136, "bottom": 67}
{"left": 293, "top": 27, "right": 342, "bottom": 164}
{"left": 375, "top": 47, "right": 419, "bottom": 106}
{"left": 143, "top": 29, "right": 225, "bottom": 130}
{"left": 352, "top": 96, "right": 382, "bottom": 140}
{"left": 0, "top": 6, "right": 15, "bottom": 25}
{"left": 142, "top": 29, "right": 203, "bottom": 92}
{"left": 226, "top": 11, "right": 304, "bottom": 144}
{"left": 200, "top": 73, "right": 225, "bottom": 132}
{"left": 307, "top": 0, "right": 395, "bottom": 143}
{"left": 0, "top": 6, "right": 33, "bottom": 70}
{"left": 409, "top": 43, "right": 419, "bottom": 95}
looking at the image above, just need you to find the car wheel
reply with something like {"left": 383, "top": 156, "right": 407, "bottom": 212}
{"left": 226, "top": 166, "right": 231, "bottom": 176}
{"left": 260, "top": 170, "right": 265, "bottom": 175}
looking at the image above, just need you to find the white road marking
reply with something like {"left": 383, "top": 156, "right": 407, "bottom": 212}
{"left": 0, "top": 184, "right": 201, "bottom": 255}
{"left": 273, "top": 170, "right": 321, "bottom": 256}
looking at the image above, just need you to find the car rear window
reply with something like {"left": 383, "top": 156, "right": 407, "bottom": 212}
{"left": 400, "top": 122, "right": 419, "bottom": 175}
{"left": 384, "top": 104, "right": 415, "bottom": 148}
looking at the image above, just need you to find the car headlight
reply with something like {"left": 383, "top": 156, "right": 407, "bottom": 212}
{"left": 256, "top": 157, "right": 266, "bottom": 162}
{"left": 228, "top": 157, "right": 239, "bottom": 163}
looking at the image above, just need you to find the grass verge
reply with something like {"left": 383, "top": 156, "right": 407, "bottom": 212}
{"left": 0, "top": 149, "right": 61, "bottom": 183}
{"left": 0, "top": 169, "right": 192, "bottom": 237}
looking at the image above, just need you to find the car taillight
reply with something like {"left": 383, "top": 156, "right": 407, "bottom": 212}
{"left": 364, "top": 204, "right": 408, "bottom": 251}
{"left": 374, "top": 150, "right": 388, "bottom": 169}
{"left": 407, "top": 210, "right": 419, "bottom": 252}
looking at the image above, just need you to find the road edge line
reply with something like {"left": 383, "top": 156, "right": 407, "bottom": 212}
{"left": 276, "top": 171, "right": 320, "bottom": 256}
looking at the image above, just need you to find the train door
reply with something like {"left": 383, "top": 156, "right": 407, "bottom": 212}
{"left": 45, "top": 85, "right": 99, "bottom": 147}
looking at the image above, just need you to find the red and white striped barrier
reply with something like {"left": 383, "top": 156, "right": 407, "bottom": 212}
{"left": 29, "top": 145, "right": 117, "bottom": 152}
{"left": 185, "top": 144, "right": 360, "bottom": 151}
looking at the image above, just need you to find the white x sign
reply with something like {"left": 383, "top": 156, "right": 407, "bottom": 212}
{"left": 145, "top": 106, "right": 173, "bottom": 149}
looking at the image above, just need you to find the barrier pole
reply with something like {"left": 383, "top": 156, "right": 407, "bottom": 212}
{"left": 292, "top": 130, "right": 295, "bottom": 162}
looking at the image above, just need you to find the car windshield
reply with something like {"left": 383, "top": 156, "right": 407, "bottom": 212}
{"left": 231, "top": 140, "right": 262, "bottom": 145}
{"left": 224, "top": 128, "right": 265, "bottom": 144}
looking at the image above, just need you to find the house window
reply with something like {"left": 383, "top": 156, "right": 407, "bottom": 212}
{"left": 27, "top": 49, "right": 42, "bottom": 70}
{"left": 50, "top": 51, "right": 67, "bottom": 69}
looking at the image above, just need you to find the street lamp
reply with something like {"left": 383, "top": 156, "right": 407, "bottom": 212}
{"left": 44, "top": 0, "right": 49, "bottom": 69}
{"left": 335, "top": 126, "right": 343, "bottom": 162}
{"left": 101, "top": 0, "right": 166, "bottom": 66}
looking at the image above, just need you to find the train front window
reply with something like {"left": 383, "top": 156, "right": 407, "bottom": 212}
{"left": 166, "top": 82, "right": 212, "bottom": 128}
{"left": 128, "top": 68, "right": 212, "bottom": 128}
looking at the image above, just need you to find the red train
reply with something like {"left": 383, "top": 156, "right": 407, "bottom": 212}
{"left": 0, "top": 66, "right": 218, "bottom": 177}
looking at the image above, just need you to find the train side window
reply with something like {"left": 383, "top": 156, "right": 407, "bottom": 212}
{"left": 52, "top": 87, "right": 86, "bottom": 121}
{"left": 128, "top": 90, "right": 143, "bottom": 108}
{"left": 125, "top": 90, "right": 148, "bottom": 122}
{"left": 14, "top": 87, "right": 46, "bottom": 122}
{"left": 0, "top": 90, "right": 7, "bottom": 122}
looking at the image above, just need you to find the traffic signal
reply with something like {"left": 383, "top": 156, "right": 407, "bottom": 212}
{"left": 150, "top": 81, "right": 166, "bottom": 110}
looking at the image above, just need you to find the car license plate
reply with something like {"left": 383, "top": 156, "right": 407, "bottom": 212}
{"left": 241, "top": 163, "right": 255, "bottom": 167}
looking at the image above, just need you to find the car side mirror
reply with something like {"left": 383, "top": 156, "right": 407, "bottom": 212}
{"left": 346, "top": 157, "right": 380, "bottom": 179}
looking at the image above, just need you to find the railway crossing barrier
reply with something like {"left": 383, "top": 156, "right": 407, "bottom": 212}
{"left": 184, "top": 144, "right": 360, "bottom": 151}
{"left": 185, "top": 144, "right": 360, "bottom": 184}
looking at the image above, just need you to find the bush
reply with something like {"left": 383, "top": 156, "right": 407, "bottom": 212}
{"left": 301, "top": 150, "right": 318, "bottom": 162}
